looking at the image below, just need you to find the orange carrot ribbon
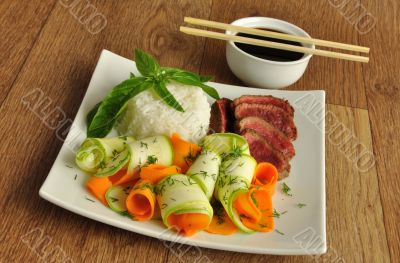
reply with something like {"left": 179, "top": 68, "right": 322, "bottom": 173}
{"left": 170, "top": 133, "right": 201, "bottom": 173}
{"left": 168, "top": 213, "right": 211, "bottom": 237}
{"left": 86, "top": 176, "right": 112, "bottom": 206}
{"left": 205, "top": 207, "right": 238, "bottom": 235}
{"left": 126, "top": 179, "right": 156, "bottom": 221}
{"left": 252, "top": 162, "right": 278, "bottom": 195}
{"left": 140, "top": 164, "right": 181, "bottom": 184}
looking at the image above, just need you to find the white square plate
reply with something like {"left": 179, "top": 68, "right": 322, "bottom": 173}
{"left": 39, "top": 50, "right": 326, "bottom": 255}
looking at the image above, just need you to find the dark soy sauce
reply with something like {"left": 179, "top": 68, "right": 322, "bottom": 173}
{"left": 235, "top": 28, "right": 305, "bottom": 62}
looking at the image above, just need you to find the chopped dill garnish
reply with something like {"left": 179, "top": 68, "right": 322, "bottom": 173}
{"left": 65, "top": 164, "right": 73, "bottom": 168}
{"left": 275, "top": 229, "right": 285, "bottom": 235}
{"left": 272, "top": 209, "right": 287, "bottom": 218}
{"left": 140, "top": 141, "right": 148, "bottom": 149}
{"left": 184, "top": 149, "right": 197, "bottom": 166}
{"left": 230, "top": 145, "right": 242, "bottom": 159}
{"left": 282, "top": 183, "right": 292, "bottom": 196}
{"left": 109, "top": 197, "right": 119, "bottom": 202}
{"left": 250, "top": 191, "right": 258, "bottom": 207}
{"left": 297, "top": 203, "right": 307, "bottom": 208}
{"left": 74, "top": 174, "right": 77, "bottom": 180}
{"left": 147, "top": 155, "right": 158, "bottom": 165}
{"left": 119, "top": 211, "right": 133, "bottom": 219}
{"left": 227, "top": 175, "right": 238, "bottom": 185}
{"left": 85, "top": 196, "right": 95, "bottom": 202}
{"left": 195, "top": 170, "right": 209, "bottom": 180}
{"left": 188, "top": 178, "right": 197, "bottom": 185}
{"left": 222, "top": 191, "right": 228, "bottom": 204}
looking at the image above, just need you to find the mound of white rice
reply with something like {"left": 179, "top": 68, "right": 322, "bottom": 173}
{"left": 116, "top": 83, "right": 210, "bottom": 143}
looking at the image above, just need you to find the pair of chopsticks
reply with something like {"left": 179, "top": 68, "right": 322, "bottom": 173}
{"left": 180, "top": 17, "right": 369, "bottom": 63}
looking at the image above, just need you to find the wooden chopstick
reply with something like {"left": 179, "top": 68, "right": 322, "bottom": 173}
{"left": 184, "top": 17, "right": 370, "bottom": 53}
{"left": 180, "top": 26, "right": 369, "bottom": 63}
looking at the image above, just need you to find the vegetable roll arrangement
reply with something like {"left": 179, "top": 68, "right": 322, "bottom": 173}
{"left": 75, "top": 132, "right": 278, "bottom": 236}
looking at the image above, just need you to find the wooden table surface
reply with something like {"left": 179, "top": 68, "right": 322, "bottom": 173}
{"left": 0, "top": 1, "right": 398, "bottom": 262}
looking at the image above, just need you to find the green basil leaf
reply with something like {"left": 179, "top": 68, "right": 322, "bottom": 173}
{"left": 134, "top": 49, "right": 160, "bottom": 77}
{"left": 168, "top": 71, "right": 220, "bottom": 99}
{"left": 87, "top": 78, "right": 151, "bottom": 137}
{"left": 196, "top": 82, "right": 220, "bottom": 99}
{"left": 87, "top": 102, "right": 101, "bottom": 127}
{"left": 153, "top": 81, "right": 185, "bottom": 112}
{"left": 130, "top": 72, "right": 136, "bottom": 78}
{"left": 161, "top": 67, "right": 212, "bottom": 82}
{"left": 160, "top": 67, "right": 180, "bottom": 78}
{"left": 199, "top": 75, "right": 213, "bottom": 82}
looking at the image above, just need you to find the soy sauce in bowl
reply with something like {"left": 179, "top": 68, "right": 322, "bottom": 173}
{"left": 235, "top": 29, "right": 304, "bottom": 62}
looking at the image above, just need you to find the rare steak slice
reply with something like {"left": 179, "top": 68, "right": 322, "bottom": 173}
{"left": 241, "top": 129, "right": 290, "bottom": 180}
{"left": 233, "top": 95, "right": 294, "bottom": 116}
{"left": 208, "top": 98, "right": 234, "bottom": 134}
{"left": 236, "top": 116, "right": 295, "bottom": 159}
{"left": 235, "top": 103, "right": 297, "bottom": 140}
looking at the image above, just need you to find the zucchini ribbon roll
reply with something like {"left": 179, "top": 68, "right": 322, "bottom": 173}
{"left": 156, "top": 174, "right": 213, "bottom": 236}
{"left": 75, "top": 136, "right": 134, "bottom": 173}
{"left": 214, "top": 155, "right": 257, "bottom": 233}
{"left": 186, "top": 149, "right": 221, "bottom": 200}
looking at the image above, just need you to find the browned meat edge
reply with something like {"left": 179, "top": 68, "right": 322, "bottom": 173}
{"left": 236, "top": 116, "right": 295, "bottom": 159}
{"left": 208, "top": 98, "right": 234, "bottom": 134}
{"left": 241, "top": 129, "right": 290, "bottom": 180}
{"left": 235, "top": 103, "right": 297, "bottom": 140}
{"left": 233, "top": 95, "right": 294, "bottom": 117}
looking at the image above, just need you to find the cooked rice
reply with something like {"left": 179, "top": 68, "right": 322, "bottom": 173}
{"left": 116, "top": 82, "right": 210, "bottom": 143}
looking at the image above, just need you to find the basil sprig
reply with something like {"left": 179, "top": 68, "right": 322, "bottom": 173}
{"left": 87, "top": 49, "right": 219, "bottom": 138}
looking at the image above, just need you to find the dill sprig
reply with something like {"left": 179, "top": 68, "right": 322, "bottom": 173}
{"left": 109, "top": 197, "right": 119, "bottom": 202}
{"left": 184, "top": 148, "right": 197, "bottom": 166}
{"left": 297, "top": 203, "right": 306, "bottom": 208}
{"left": 85, "top": 196, "right": 95, "bottom": 202}
{"left": 282, "top": 183, "right": 292, "bottom": 196}
{"left": 250, "top": 191, "right": 258, "bottom": 207}
{"left": 140, "top": 141, "right": 148, "bottom": 149}
{"left": 272, "top": 209, "right": 287, "bottom": 218}
{"left": 146, "top": 155, "right": 158, "bottom": 165}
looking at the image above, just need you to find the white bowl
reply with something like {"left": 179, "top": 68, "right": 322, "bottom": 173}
{"left": 226, "top": 17, "right": 314, "bottom": 89}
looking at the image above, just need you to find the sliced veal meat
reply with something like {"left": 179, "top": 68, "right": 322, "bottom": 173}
{"left": 235, "top": 103, "right": 297, "bottom": 140}
{"left": 236, "top": 116, "right": 295, "bottom": 159}
{"left": 208, "top": 98, "right": 234, "bottom": 134}
{"left": 241, "top": 129, "right": 290, "bottom": 180}
{"left": 233, "top": 95, "right": 294, "bottom": 117}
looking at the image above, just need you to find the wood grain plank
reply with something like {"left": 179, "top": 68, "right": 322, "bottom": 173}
{"left": 0, "top": 0, "right": 212, "bottom": 262}
{"left": 358, "top": 0, "right": 400, "bottom": 261}
{"left": 0, "top": 0, "right": 56, "bottom": 105}
{"left": 166, "top": 104, "right": 390, "bottom": 262}
{"left": 197, "top": 0, "right": 367, "bottom": 109}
